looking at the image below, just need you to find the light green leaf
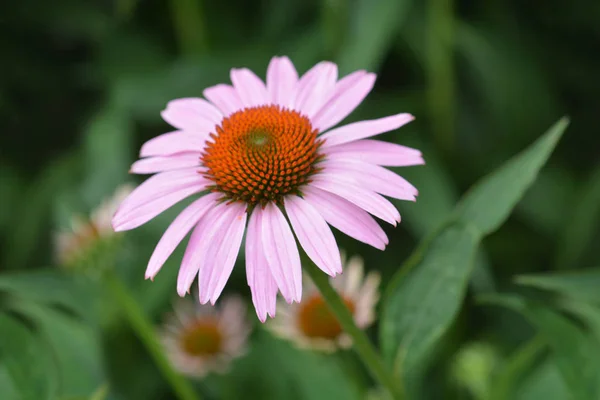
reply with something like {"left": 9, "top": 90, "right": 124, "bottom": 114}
{"left": 380, "top": 221, "right": 481, "bottom": 374}
{"left": 0, "top": 314, "right": 58, "bottom": 400}
{"left": 336, "top": 0, "right": 412, "bottom": 74}
{"left": 480, "top": 295, "right": 600, "bottom": 400}
{"left": 9, "top": 302, "right": 105, "bottom": 398}
{"left": 516, "top": 268, "right": 600, "bottom": 305}
{"left": 454, "top": 117, "right": 569, "bottom": 235}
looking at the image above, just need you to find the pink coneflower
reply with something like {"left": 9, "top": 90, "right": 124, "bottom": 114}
{"left": 112, "top": 56, "right": 422, "bottom": 321}
{"left": 268, "top": 253, "right": 380, "bottom": 351}
{"left": 160, "top": 296, "right": 250, "bottom": 377}
{"left": 56, "top": 184, "right": 133, "bottom": 267}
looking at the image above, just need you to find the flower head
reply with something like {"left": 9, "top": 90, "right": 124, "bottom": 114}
{"left": 160, "top": 295, "right": 250, "bottom": 377}
{"left": 56, "top": 184, "right": 133, "bottom": 268}
{"left": 112, "top": 56, "right": 423, "bottom": 321}
{"left": 268, "top": 254, "right": 380, "bottom": 351}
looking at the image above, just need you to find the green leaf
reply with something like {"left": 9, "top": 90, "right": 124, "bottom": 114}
{"left": 381, "top": 118, "right": 568, "bottom": 390}
{"left": 380, "top": 221, "right": 481, "bottom": 374}
{"left": 8, "top": 302, "right": 105, "bottom": 399}
{"left": 555, "top": 165, "right": 600, "bottom": 269}
{"left": 454, "top": 117, "right": 569, "bottom": 235}
{"left": 0, "top": 269, "right": 97, "bottom": 319}
{"left": 480, "top": 295, "right": 600, "bottom": 400}
{"left": 336, "top": 0, "right": 412, "bottom": 74}
{"left": 516, "top": 268, "right": 600, "bottom": 305}
{"left": 0, "top": 314, "right": 58, "bottom": 400}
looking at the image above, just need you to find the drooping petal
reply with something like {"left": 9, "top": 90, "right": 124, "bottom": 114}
{"left": 140, "top": 132, "right": 208, "bottom": 157}
{"left": 312, "top": 71, "right": 376, "bottom": 132}
{"left": 266, "top": 56, "right": 298, "bottom": 108}
{"left": 320, "top": 113, "right": 414, "bottom": 148}
{"left": 130, "top": 153, "right": 201, "bottom": 174}
{"left": 284, "top": 196, "right": 342, "bottom": 276}
{"left": 310, "top": 176, "right": 400, "bottom": 225}
{"left": 161, "top": 98, "right": 223, "bottom": 132}
{"left": 198, "top": 202, "right": 247, "bottom": 304}
{"left": 203, "top": 84, "right": 243, "bottom": 116}
{"left": 245, "top": 210, "right": 278, "bottom": 322}
{"left": 294, "top": 62, "right": 338, "bottom": 118}
{"left": 113, "top": 169, "right": 209, "bottom": 231}
{"left": 177, "top": 203, "right": 230, "bottom": 296}
{"left": 320, "top": 159, "right": 418, "bottom": 201}
{"left": 145, "top": 193, "right": 221, "bottom": 279}
{"left": 323, "top": 139, "right": 424, "bottom": 166}
{"left": 301, "top": 186, "right": 388, "bottom": 250}
{"left": 230, "top": 68, "right": 269, "bottom": 107}
{"left": 259, "top": 203, "right": 302, "bottom": 303}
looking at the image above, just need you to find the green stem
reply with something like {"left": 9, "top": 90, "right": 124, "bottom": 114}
{"left": 304, "top": 260, "right": 404, "bottom": 399}
{"left": 426, "top": 0, "right": 455, "bottom": 155}
{"left": 105, "top": 271, "right": 201, "bottom": 400}
{"left": 170, "top": 0, "right": 209, "bottom": 56}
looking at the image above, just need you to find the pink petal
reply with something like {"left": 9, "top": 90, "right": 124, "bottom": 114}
{"left": 312, "top": 71, "right": 376, "bottom": 132}
{"left": 130, "top": 153, "right": 201, "bottom": 174}
{"left": 294, "top": 62, "right": 338, "bottom": 118}
{"left": 203, "top": 84, "right": 243, "bottom": 116}
{"left": 198, "top": 202, "right": 247, "bottom": 304}
{"left": 302, "top": 186, "right": 387, "bottom": 250}
{"left": 177, "top": 203, "right": 230, "bottom": 296}
{"left": 145, "top": 193, "right": 221, "bottom": 279}
{"left": 139, "top": 132, "right": 208, "bottom": 157}
{"left": 161, "top": 98, "right": 223, "bottom": 132}
{"left": 245, "top": 210, "right": 278, "bottom": 322}
{"left": 320, "top": 113, "right": 415, "bottom": 148}
{"left": 284, "top": 195, "right": 342, "bottom": 276}
{"left": 266, "top": 56, "right": 298, "bottom": 108}
{"left": 320, "top": 159, "right": 418, "bottom": 201}
{"left": 310, "top": 175, "right": 400, "bottom": 225}
{"left": 113, "top": 169, "right": 208, "bottom": 230}
{"left": 259, "top": 203, "right": 302, "bottom": 303}
{"left": 113, "top": 184, "right": 207, "bottom": 232}
{"left": 323, "top": 139, "right": 424, "bottom": 167}
{"left": 230, "top": 68, "right": 268, "bottom": 107}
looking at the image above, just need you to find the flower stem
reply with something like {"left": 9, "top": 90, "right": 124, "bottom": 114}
{"left": 105, "top": 271, "right": 201, "bottom": 400}
{"left": 303, "top": 260, "right": 404, "bottom": 399}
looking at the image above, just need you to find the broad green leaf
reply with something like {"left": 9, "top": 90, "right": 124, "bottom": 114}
{"left": 381, "top": 118, "right": 568, "bottom": 388}
{"left": 454, "top": 117, "right": 569, "bottom": 235}
{"left": 516, "top": 268, "right": 600, "bottom": 305}
{"left": 336, "top": 0, "right": 412, "bottom": 74}
{"left": 9, "top": 301, "right": 105, "bottom": 398}
{"left": 0, "top": 314, "right": 58, "bottom": 400}
{"left": 380, "top": 221, "right": 481, "bottom": 374}
{"left": 480, "top": 295, "right": 600, "bottom": 400}
{"left": 555, "top": 165, "right": 600, "bottom": 269}
{"left": 0, "top": 269, "right": 97, "bottom": 319}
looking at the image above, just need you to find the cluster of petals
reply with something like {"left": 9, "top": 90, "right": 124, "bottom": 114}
{"left": 112, "top": 56, "right": 423, "bottom": 322}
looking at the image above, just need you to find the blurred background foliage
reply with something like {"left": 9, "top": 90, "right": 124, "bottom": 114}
{"left": 1, "top": 0, "right": 599, "bottom": 399}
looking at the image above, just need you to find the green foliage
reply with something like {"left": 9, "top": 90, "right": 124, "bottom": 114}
{"left": 2, "top": 0, "right": 598, "bottom": 399}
